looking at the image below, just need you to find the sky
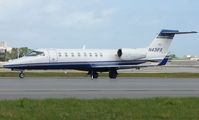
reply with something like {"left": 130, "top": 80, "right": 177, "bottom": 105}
{"left": 0, "top": 0, "right": 198, "bottom": 57}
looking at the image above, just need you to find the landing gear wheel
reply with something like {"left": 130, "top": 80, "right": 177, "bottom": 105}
{"left": 109, "top": 70, "right": 118, "bottom": 79}
{"left": 93, "top": 72, "right": 98, "bottom": 79}
{"left": 90, "top": 71, "right": 98, "bottom": 79}
{"left": 19, "top": 72, "right": 24, "bottom": 78}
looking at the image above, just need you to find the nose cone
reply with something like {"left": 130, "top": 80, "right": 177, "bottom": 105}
{"left": 3, "top": 60, "right": 14, "bottom": 68}
{"left": 3, "top": 57, "right": 28, "bottom": 69}
{"left": 3, "top": 58, "right": 22, "bottom": 68}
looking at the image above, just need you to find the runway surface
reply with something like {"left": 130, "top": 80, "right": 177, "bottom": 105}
{"left": 0, "top": 77, "right": 199, "bottom": 100}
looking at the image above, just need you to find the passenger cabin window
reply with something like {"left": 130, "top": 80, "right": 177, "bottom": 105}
{"left": 89, "top": 53, "right": 92, "bottom": 57}
{"left": 95, "top": 53, "right": 98, "bottom": 57}
{"left": 26, "top": 51, "right": 45, "bottom": 57}
{"left": 65, "top": 52, "right": 68, "bottom": 57}
{"left": 71, "top": 52, "right": 74, "bottom": 57}
{"left": 78, "top": 52, "right": 81, "bottom": 57}
{"left": 100, "top": 53, "right": 103, "bottom": 57}
{"left": 58, "top": 52, "right": 62, "bottom": 57}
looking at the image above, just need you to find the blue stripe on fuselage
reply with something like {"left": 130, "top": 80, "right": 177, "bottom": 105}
{"left": 4, "top": 59, "right": 162, "bottom": 71}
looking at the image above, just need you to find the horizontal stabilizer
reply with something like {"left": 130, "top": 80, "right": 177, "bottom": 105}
{"left": 157, "top": 29, "right": 197, "bottom": 39}
{"left": 162, "top": 31, "right": 197, "bottom": 34}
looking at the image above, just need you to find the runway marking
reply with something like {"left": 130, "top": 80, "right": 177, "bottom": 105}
{"left": 0, "top": 89, "right": 199, "bottom": 92}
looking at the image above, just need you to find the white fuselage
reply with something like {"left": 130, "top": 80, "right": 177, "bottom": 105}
{"left": 4, "top": 48, "right": 159, "bottom": 72}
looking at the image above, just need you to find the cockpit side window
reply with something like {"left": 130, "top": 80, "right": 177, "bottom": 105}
{"left": 26, "top": 51, "right": 45, "bottom": 57}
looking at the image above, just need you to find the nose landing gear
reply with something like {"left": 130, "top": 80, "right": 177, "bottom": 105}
{"left": 90, "top": 71, "right": 98, "bottom": 80}
{"left": 88, "top": 70, "right": 99, "bottom": 80}
{"left": 19, "top": 71, "right": 24, "bottom": 78}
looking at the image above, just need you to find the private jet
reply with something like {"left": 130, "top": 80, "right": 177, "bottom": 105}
{"left": 3, "top": 29, "right": 197, "bottom": 79}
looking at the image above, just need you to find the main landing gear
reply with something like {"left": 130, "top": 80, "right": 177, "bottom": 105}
{"left": 89, "top": 70, "right": 118, "bottom": 79}
{"left": 19, "top": 71, "right": 24, "bottom": 78}
{"left": 109, "top": 70, "right": 118, "bottom": 79}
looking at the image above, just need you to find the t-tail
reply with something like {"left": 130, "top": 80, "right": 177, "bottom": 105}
{"left": 147, "top": 29, "right": 197, "bottom": 64}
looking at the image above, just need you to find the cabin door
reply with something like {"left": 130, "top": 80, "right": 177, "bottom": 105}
{"left": 48, "top": 50, "right": 58, "bottom": 62}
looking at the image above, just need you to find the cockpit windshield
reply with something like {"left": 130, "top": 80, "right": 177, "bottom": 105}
{"left": 25, "top": 51, "right": 45, "bottom": 57}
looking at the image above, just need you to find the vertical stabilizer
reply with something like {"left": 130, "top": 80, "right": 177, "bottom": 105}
{"left": 147, "top": 29, "right": 197, "bottom": 59}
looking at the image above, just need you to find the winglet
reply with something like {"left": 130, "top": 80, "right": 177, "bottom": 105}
{"left": 158, "top": 55, "right": 170, "bottom": 66}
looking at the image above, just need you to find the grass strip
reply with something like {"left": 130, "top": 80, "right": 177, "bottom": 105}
{"left": 0, "top": 97, "right": 199, "bottom": 120}
{"left": 0, "top": 72, "right": 199, "bottom": 78}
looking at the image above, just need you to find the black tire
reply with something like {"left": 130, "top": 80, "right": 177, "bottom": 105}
{"left": 19, "top": 72, "right": 24, "bottom": 78}
{"left": 109, "top": 71, "right": 117, "bottom": 79}
{"left": 93, "top": 72, "right": 98, "bottom": 79}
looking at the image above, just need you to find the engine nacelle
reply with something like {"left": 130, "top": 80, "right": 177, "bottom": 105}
{"left": 117, "top": 48, "right": 146, "bottom": 60}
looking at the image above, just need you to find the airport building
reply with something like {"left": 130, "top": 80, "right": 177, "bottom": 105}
{"left": 184, "top": 55, "right": 199, "bottom": 61}
{"left": 0, "top": 40, "right": 12, "bottom": 53}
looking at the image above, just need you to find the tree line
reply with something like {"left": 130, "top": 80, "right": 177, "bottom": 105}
{"left": 0, "top": 47, "right": 32, "bottom": 61}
